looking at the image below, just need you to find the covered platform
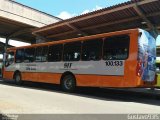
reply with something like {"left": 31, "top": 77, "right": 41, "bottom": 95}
{"left": 0, "top": 0, "right": 60, "bottom": 47}
{"left": 33, "top": 0, "right": 160, "bottom": 41}
{"left": 0, "top": 0, "right": 160, "bottom": 52}
{"left": 0, "top": 0, "right": 61, "bottom": 76}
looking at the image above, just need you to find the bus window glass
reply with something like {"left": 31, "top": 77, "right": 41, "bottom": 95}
{"left": 5, "top": 52, "right": 14, "bottom": 67}
{"left": 24, "top": 48, "right": 35, "bottom": 62}
{"left": 15, "top": 49, "right": 24, "bottom": 63}
{"left": 35, "top": 46, "right": 48, "bottom": 62}
{"left": 63, "top": 42, "right": 81, "bottom": 61}
{"left": 103, "top": 35, "right": 129, "bottom": 60}
{"left": 48, "top": 44, "right": 62, "bottom": 62}
{"left": 82, "top": 39, "right": 102, "bottom": 61}
{"left": 41, "top": 46, "right": 48, "bottom": 62}
{"left": 35, "top": 47, "right": 43, "bottom": 62}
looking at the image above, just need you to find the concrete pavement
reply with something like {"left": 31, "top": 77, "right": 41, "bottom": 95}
{"left": 0, "top": 80, "right": 160, "bottom": 114}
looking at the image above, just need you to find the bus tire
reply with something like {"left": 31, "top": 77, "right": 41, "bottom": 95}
{"left": 61, "top": 74, "right": 76, "bottom": 92}
{"left": 14, "top": 72, "right": 23, "bottom": 85}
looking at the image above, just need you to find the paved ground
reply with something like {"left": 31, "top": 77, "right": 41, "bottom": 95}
{"left": 0, "top": 79, "right": 160, "bottom": 114}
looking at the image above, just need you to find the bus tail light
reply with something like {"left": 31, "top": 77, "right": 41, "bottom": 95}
{"left": 136, "top": 61, "right": 142, "bottom": 77}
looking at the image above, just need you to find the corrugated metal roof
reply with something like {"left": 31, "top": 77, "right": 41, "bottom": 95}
{"left": 33, "top": 0, "right": 160, "bottom": 41}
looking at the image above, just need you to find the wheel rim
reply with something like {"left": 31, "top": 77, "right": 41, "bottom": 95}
{"left": 64, "top": 78, "right": 73, "bottom": 90}
{"left": 16, "top": 74, "right": 20, "bottom": 82}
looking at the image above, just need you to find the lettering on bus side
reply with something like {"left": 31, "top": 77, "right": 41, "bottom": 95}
{"left": 26, "top": 67, "right": 36, "bottom": 71}
{"left": 26, "top": 67, "right": 30, "bottom": 71}
{"left": 105, "top": 61, "right": 123, "bottom": 66}
{"left": 64, "top": 63, "right": 72, "bottom": 69}
{"left": 26, "top": 64, "right": 36, "bottom": 71}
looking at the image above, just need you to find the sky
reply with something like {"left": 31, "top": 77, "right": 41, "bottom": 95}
{"left": 0, "top": 0, "right": 159, "bottom": 46}
{"left": 15, "top": 0, "right": 130, "bottom": 19}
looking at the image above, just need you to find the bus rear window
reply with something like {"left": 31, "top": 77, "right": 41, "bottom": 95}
{"left": 103, "top": 35, "right": 129, "bottom": 60}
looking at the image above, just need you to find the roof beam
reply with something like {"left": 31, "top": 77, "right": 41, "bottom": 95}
{"left": 47, "top": 30, "right": 75, "bottom": 38}
{"left": 7, "top": 27, "right": 33, "bottom": 39}
{"left": 65, "top": 23, "right": 88, "bottom": 36}
{"left": 83, "top": 11, "right": 160, "bottom": 30}
{"left": 82, "top": 17, "right": 140, "bottom": 31}
{"left": 47, "top": 12, "right": 160, "bottom": 39}
{"left": 133, "top": 4, "right": 154, "bottom": 30}
{"left": 33, "top": 0, "right": 159, "bottom": 33}
{"left": 0, "top": 16, "right": 27, "bottom": 27}
{"left": 47, "top": 17, "right": 140, "bottom": 39}
{"left": 133, "top": 3, "right": 159, "bottom": 38}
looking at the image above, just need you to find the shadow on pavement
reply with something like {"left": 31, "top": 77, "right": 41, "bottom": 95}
{"left": 0, "top": 79, "right": 160, "bottom": 107}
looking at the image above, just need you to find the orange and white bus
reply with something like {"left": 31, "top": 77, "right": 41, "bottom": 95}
{"left": 3, "top": 28, "right": 157, "bottom": 92}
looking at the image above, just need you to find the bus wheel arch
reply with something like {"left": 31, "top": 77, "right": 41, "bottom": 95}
{"left": 13, "top": 70, "right": 23, "bottom": 85}
{"left": 60, "top": 71, "right": 76, "bottom": 92}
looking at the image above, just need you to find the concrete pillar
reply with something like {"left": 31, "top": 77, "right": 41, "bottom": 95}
{"left": 3, "top": 38, "right": 9, "bottom": 68}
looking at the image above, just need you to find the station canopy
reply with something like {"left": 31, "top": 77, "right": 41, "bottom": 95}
{"left": 0, "top": 16, "right": 35, "bottom": 53}
{"left": 33, "top": 0, "right": 160, "bottom": 42}
{"left": 0, "top": 16, "right": 36, "bottom": 43}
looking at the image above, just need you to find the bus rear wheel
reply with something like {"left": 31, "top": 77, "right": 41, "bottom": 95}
{"left": 61, "top": 74, "right": 76, "bottom": 92}
{"left": 14, "top": 72, "right": 23, "bottom": 85}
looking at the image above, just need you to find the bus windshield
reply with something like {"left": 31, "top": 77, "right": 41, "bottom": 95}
{"left": 5, "top": 52, "right": 14, "bottom": 67}
{"left": 138, "top": 29, "right": 156, "bottom": 82}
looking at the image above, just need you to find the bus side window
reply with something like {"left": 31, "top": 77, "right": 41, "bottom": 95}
{"left": 48, "top": 44, "right": 62, "bottom": 62}
{"left": 35, "top": 46, "right": 48, "bottom": 62}
{"left": 103, "top": 35, "right": 129, "bottom": 60}
{"left": 82, "top": 39, "right": 102, "bottom": 61}
{"left": 41, "top": 46, "right": 48, "bottom": 62}
{"left": 24, "top": 48, "right": 35, "bottom": 63}
{"left": 35, "top": 47, "right": 43, "bottom": 62}
{"left": 63, "top": 42, "right": 81, "bottom": 61}
{"left": 15, "top": 49, "right": 24, "bottom": 63}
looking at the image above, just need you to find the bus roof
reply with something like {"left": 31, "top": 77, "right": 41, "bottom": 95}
{"left": 7, "top": 28, "right": 139, "bottom": 51}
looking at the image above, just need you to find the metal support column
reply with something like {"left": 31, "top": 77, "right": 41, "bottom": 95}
{"left": 2, "top": 38, "right": 9, "bottom": 71}
{"left": 4, "top": 38, "right": 9, "bottom": 52}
